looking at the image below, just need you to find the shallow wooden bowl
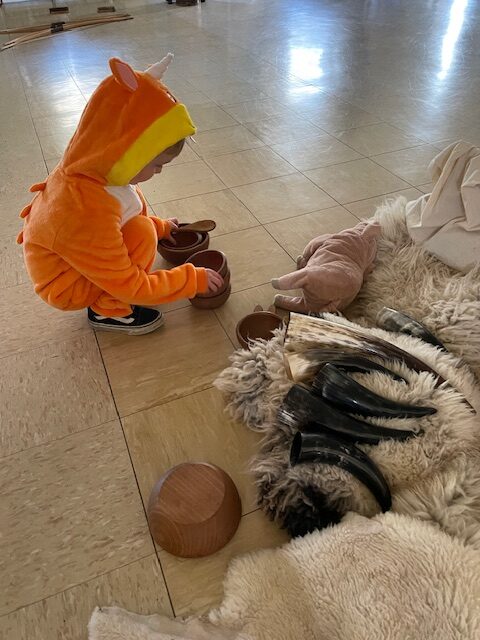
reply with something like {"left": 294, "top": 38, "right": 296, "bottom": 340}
{"left": 147, "top": 462, "right": 242, "bottom": 558}
{"left": 158, "top": 225, "right": 209, "bottom": 266}
{"left": 186, "top": 249, "right": 228, "bottom": 277}
{"left": 236, "top": 310, "right": 283, "bottom": 348}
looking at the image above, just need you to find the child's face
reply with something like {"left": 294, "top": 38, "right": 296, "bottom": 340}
{"left": 130, "top": 139, "right": 185, "bottom": 184}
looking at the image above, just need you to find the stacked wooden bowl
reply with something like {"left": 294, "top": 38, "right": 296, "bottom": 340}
{"left": 187, "top": 249, "right": 231, "bottom": 309}
{"left": 158, "top": 224, "right": 209, "bottom": 266}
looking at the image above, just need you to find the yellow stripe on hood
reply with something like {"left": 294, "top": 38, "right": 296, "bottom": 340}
{"left": 107, "top": 103, "right": 196, "bottom": 186}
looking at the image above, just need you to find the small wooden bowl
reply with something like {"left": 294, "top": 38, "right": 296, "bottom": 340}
{"left": 190, "top": 283, "right": 231, "bottom": 310}
{"left": 158, "top": 226, "right": 209, "bottom": 266}
{"left": 147, "top": 462, "right": 242, "bottom": 558}
{"left": 186, "top": 249, "right": 228, "bottom": 278}
{"left": 196, "top": 269, "right": 231, "bottom": 298}
{"left": 236, "top": 311, "right": 283, "bottom": 348}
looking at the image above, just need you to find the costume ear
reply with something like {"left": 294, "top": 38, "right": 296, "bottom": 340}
{"left": 109, "top": 58, "right": 138, "bottom": 92}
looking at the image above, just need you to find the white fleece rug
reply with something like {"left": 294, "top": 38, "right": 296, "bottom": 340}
{"left": 89, "top": 512, "right": 480, "bottom": 640}
{"left": 350, "top": 196, "right": 480, "bottom": 380}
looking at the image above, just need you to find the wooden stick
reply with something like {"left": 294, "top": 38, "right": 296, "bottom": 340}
{"left": 0, "top": 14, "right": 130, "bottom": 34}
{"left": 1, "top": 14, "right": 132, "bottom": 50}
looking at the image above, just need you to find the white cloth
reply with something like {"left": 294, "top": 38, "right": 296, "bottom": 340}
{"left": 405, "top": 140, "right": 480, "bottom": 271}
{"left": 105, "top": 184, "right": 143, "bottom": 227}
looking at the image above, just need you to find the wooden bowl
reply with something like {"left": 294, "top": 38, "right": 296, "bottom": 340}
{"left": 147, "top": 462, "right": 242, "bottom": 558}
{"left": 196, "top": 269, "right": 231, "bottom": 298}
{"left": 236, "top": 311, "right": 283, "bottom": 348}
{"left": 190, "top": 284, "right": 231, "bottom": 310}
{"left": 186, "top": 249, "right": 228, "bottom": 278}
{"left": 158, "top": 226, "right": 209, "bottom": 266}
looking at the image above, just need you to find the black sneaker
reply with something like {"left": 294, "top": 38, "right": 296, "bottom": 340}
{"left": 88, "top": 306, "right": 165, "bottom": 335}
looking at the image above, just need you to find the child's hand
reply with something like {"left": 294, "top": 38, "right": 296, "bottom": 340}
{"left": 206, "top": 269, "right": 224, "bottom": 293}
{"left": 166, "top": 218, "right": 179, "bottom": 244}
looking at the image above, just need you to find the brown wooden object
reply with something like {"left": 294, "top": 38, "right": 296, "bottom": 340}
{"left": 147, "top": 462, "right": 242, "bottom": 558}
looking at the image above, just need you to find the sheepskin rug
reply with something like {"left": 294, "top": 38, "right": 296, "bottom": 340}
{"left": 215, "top": 197, "right": 480, "bottom": 541}
{"left": 89, "top": 512, "right": 480, "bottom": 640}
{"left": 351, "top": 196, "right": 480, "bottom": 380}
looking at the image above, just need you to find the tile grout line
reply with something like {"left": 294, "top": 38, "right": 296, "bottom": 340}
{"left": 147, "top": 138, "right": 425, "bottom": 213}
{"left": 0, "top": 409, "right": 114, "bottom": 462}
{"left": 12, "top": 50, "right": 63, "bottom": 178}
{"left": 0, "top": 551, "right": 156, "bottom": 620}
{"left": 145, "top": 183, "right": 226, "bottom": 209}
{"left": 118, "top": 381, "right": 219, "bottom": 420}
{"left": 91, "top": 329, "right": 177, "bottom": 617}
{"left": 367, "top": 154, "right": 426, "bottom": 192}
{"left": 0, "top": 323, "right": 93, "bottom": 363}
{"left": 213, "top": 308, "right": 236, "bottom": 350}
{"left": 297, "top": 152, "right": 420, "bottom": 207}
{"left": 261, "top": 221, "right": 300, "bottom": 263}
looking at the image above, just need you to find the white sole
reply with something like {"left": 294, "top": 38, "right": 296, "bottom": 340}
{"left": 89, "top": 314, "right": 165, "bottom": 335}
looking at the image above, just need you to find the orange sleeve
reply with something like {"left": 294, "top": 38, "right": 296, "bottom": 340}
{"left": 53, "top": 220, "right": 208, "bottom": 305}
{"left": 149, "top": 215, "right": 173, "bottom": 240}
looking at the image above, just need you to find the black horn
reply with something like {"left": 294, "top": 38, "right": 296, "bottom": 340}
{"left": 376, "top": 307, "right": 447, "bottom": 351}
{"left": 314, "top": 352, "right": 407, "bottom": 382}
{"left": 280, "top": 384, "right": 418, "bottom": 444}
{"left": 312, "top": 364, "right": 436, "bottom": 419}
{"left": 290, "top": 430, "right": 392, "bottom": 512}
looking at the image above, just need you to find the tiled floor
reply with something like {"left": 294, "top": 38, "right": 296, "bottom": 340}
{"left": 1, "top": 0, "right": 479, "bottom": 636}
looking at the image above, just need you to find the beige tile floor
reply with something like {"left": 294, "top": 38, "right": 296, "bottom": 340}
{"left": 1, "top": 0, "right": 479, "bottom": 636}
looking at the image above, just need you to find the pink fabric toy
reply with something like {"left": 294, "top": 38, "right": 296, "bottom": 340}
{"left": 272, "top": 221, "right": 381, "bottom": 313}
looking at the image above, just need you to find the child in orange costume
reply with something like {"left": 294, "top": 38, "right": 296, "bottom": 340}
{"left": 17, "top": 54, "right": 223, "bottom": 334}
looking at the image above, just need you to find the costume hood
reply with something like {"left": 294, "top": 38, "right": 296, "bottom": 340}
{"left": 61, "top": 54, "right": 196, "bottom": 185}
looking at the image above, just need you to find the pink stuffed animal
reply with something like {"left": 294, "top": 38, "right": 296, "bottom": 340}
{"left": 272, "top": 221, "right": 381, "bottom": 314}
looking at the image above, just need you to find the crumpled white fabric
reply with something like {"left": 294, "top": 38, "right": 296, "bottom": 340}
{"left": 405, "top": 140, "right": 480, "bottom": 271}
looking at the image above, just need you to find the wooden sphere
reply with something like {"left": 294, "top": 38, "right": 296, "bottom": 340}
{"left": 147, "top": 463, "right": 242, "bottom": 558}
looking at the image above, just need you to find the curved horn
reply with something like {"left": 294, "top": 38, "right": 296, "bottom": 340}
{"left": 279, "top": 384, "right": 417, "bottom": 444}
{"left": 315, "top": 353, "right": 408, "bottom": 383}
{"left": 290, "top": 430, "right": 392, "bottom": 513}
{"left": 145, "top": 53, "right": 174, "bottom": 80}
{"left": 313, "top": 363, "right": 436, "bottom": 419}
{"left": 376, "top": 307, "right": 447, "bottom": 352}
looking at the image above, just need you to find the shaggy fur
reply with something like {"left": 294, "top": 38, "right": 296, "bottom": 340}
{"left": 89, "top": 512, "right": 480, "bottom": 640}
{"left": 247, "top": 318, "right": 480, "bottom": 540}
{"left": 351, "top": 196, "right": 480, "bottom": 379}
{"left": 214, "top": 328, "right": 290, "bottom": 432}
{"left": 215, "top": 197, "right": 480, "bottom": 540}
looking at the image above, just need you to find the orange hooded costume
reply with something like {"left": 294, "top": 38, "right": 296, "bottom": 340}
{"left": 17, "top": 55, "right": 208, "bottom": 317}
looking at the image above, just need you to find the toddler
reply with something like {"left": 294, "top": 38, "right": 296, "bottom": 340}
{"left": 17, "top": 54, "right": 223, "bottom": 335}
